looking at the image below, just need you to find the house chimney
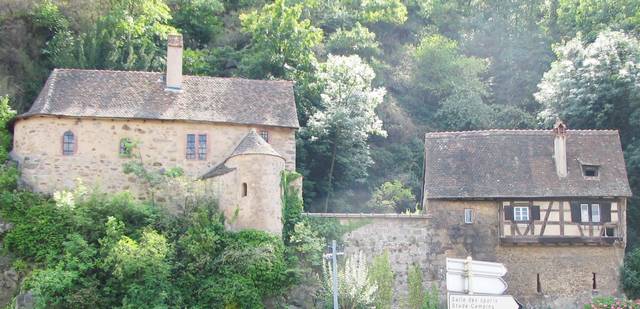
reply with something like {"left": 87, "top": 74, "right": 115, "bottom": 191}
{"left": 166, "top": 34, "right": 183, "bottom": 91}
{"left": 553, "top": 120, "right": 567, "bottom": 178}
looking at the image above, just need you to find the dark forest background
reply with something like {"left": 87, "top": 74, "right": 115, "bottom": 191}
{"left": 1, "top": 0, "right": 640, "bottom": 248}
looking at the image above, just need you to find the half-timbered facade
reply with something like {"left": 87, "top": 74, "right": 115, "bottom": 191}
{"left": 422, "top": 122, "right": 632, "bottom": 307}
{"left": 499, "top": 199, "right": 624, "bottom": 245}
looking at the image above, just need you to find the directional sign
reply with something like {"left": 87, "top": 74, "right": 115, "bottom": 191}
{"left": 446, "top": 258, "right": 507, "bottom": 277}
{"left": 446, "top": 257, "right": 509, "bottom": 295}
{"left": 446, "top": 273, "right": 508, "bottom": 295}
{"left": 448, "top": 293, "right": 522, "bottom": 309}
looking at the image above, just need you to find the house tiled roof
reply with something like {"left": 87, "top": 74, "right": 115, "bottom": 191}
{"left": 423, "top": 129, "right": 632, "bottom": 199}
{"left": 20, "top": 69, "right": 299, "bottom": 128}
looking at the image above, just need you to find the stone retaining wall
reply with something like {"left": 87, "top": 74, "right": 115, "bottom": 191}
{"left": 307, "top": 207, "right": 625, "bottom": 309}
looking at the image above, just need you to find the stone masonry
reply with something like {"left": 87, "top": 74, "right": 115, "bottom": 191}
{"left": 317, "top": 200, "right": 625, "bottom": 309}
{"left": 11, "top": 116, "right": 296, "bottom": 198}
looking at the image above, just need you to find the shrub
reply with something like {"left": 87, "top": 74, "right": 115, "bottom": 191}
{"left": 323, "top": 251, "right": 377, "bottom": 308}
{"left": 170, "top": 202, "right": 291, "bottom": 308}
{"left": 5, "top": 187, "right": 294, "bottom": 308}
{"left": 369, "top": 250, "right": 394, "bottom": 309}
{"left": 406, "top": 264, "right": 439, "bottom": 309}
{"left": 102, "top": 226, "right": 173, "bottom": 308}
{"left": 25, "top": 234, "right": 101, "bottom": 309}
{"left": 624, "top": 246, "right": 640, "bottom": 299}
{"left": 0, "top": 163, "right": 19, "bottom": 191}
{"left": 2, "top": 194, "right": 73, "bottom": 262}
{"left": 0, "top": 95, "right": 16, "bottom": 163}
{"left": 281, "top": 171, "right": 304, "bottom": 246}
{"left": 71, "top": 191, "right": 163, "bottom": 243}
{"left": 584, "top": 296, "right": 639, "bottom": 309}
{"left": 289, "top": 221, "right": 325, "bottom": 268}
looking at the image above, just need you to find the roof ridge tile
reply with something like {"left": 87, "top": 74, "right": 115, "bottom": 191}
{"left": 53, "top": 68, "right": 294, "bottom": 83}
{"left": 425, "top": 128, "right": 619, "bottom": 137}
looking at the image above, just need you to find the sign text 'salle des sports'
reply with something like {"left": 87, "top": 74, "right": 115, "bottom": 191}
{"left": 448, "top": 294, "right": 520, "bottom": 309}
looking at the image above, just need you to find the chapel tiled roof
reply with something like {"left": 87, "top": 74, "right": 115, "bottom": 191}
{"left": 200, "top": 130, "right": 283, "bottom": 179}
{"left": 423, "top": 129, "right": 632, "bottom": 199}
{"left": 20, "top": 69, "right": 299, "bottom": 128}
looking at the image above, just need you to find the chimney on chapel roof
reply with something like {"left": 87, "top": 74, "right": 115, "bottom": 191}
{"left": 166, "top": 33, "right": 183, "bottom": 92}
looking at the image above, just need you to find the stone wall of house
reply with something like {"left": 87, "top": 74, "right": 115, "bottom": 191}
{"left": 318, "top": 199, "right": 625, "bottom": 308}
{"left": 11, "top": 116, "right": 296, "bottom": 198}
{"left": 204, "top": 153, "right": 285, "bottom": 235}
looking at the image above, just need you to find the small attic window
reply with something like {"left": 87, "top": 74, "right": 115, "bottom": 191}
{"left": 582, "top": 165, "right": 599, "bottom": 177}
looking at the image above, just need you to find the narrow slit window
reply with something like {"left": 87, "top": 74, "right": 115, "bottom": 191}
{"left": 592, "top": 273, "right": 597, "bottom": 290}
{"left": 197, "top": 134, "right": 207, "bottom": 160}
{"left": 62, "top": 131, "right": 75, "bottom": 155}
{"left": 186, "top": 134, "right": 196, "bottom": 159}
{"left": 259, "top": 130, "right": 269, "bottom": 143}
{"left": 536, "top": 273, "right": 541, "bottom": 293}
{"left": 242, "top": 183, "right": 248, "bottom": 197}
{"left": 464, "top": 209, "right": 473, "bottom": 224}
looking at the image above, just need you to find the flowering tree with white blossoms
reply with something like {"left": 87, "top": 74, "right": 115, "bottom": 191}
{"left": 305, "top": 54, "right": 386, "bottom": 212}
{"left": 323, "top": 250, "right": 378, "bottom": 309}
{"left": 534, "top": 30, "right": 640, "bottom": 251}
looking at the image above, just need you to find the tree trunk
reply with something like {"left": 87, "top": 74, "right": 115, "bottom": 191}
{"left": 323, "top": 141, "right": 338, "bottom": 213}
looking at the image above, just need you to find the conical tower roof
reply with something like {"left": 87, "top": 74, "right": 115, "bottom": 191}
{"left": 200, "top": 129, "right": 283, "bottom": 179}
{"left": 229, "top": 129, "right": 282, "bottom": 158}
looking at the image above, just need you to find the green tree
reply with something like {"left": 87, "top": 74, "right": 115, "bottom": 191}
{"left": 326, "top": 23, "right": 381, "bottom": 60}
{"left": 360, "top": 0, "right": 408, "bottom": 25}
{"left": 304, "top": 55, "right": 386, "bottom": 212}
{"left": 535, "top": 30, "right": 640, "bottom": 248}
{"left": 555, "top": 0, "right": 640, "bottom": 41}
{"left": 410, "top": 34, "right": 493, "bottom": 130}
{"left": 168, "top": 0, "right": 224, "bottom": 48}
{"left": 239, "top": 0, "right": 323, "bottom": 79}
{"left": 367, "top": 180, "right": 416, "bottom": 213}
{"left": 48, "top": 0, "right": 175, "bottom": 71}
{"left": 239, "top": 0, "right": 323, "bottom": 121}
{"left": 0, "top": 96, "right": 16, "bottom": 162}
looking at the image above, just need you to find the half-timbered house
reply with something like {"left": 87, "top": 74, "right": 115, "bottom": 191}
{"left": 422, "top": 121, "right": 632, "bottom": 306}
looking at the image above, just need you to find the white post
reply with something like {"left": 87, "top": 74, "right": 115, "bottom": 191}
{"left": 464, "top": 256, "right": 473, "bottom": 295}
{"left": 332, "top": 240, "right": 339, "bottom": 309}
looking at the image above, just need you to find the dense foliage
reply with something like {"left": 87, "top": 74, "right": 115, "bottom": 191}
{"left": 2, "top": 1, "right": 640, "bottom": 302}
{"left": 623, "top": 246, "right": 640, "bottom": 299}
{"left": 2, "top": 0, "right": 640, "bottom": 221}
{"left": 584, "top": 296, "right": 640, "bottom": 309}
{"left": 0, "top": 172, "right": 293, "bottom": 308}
